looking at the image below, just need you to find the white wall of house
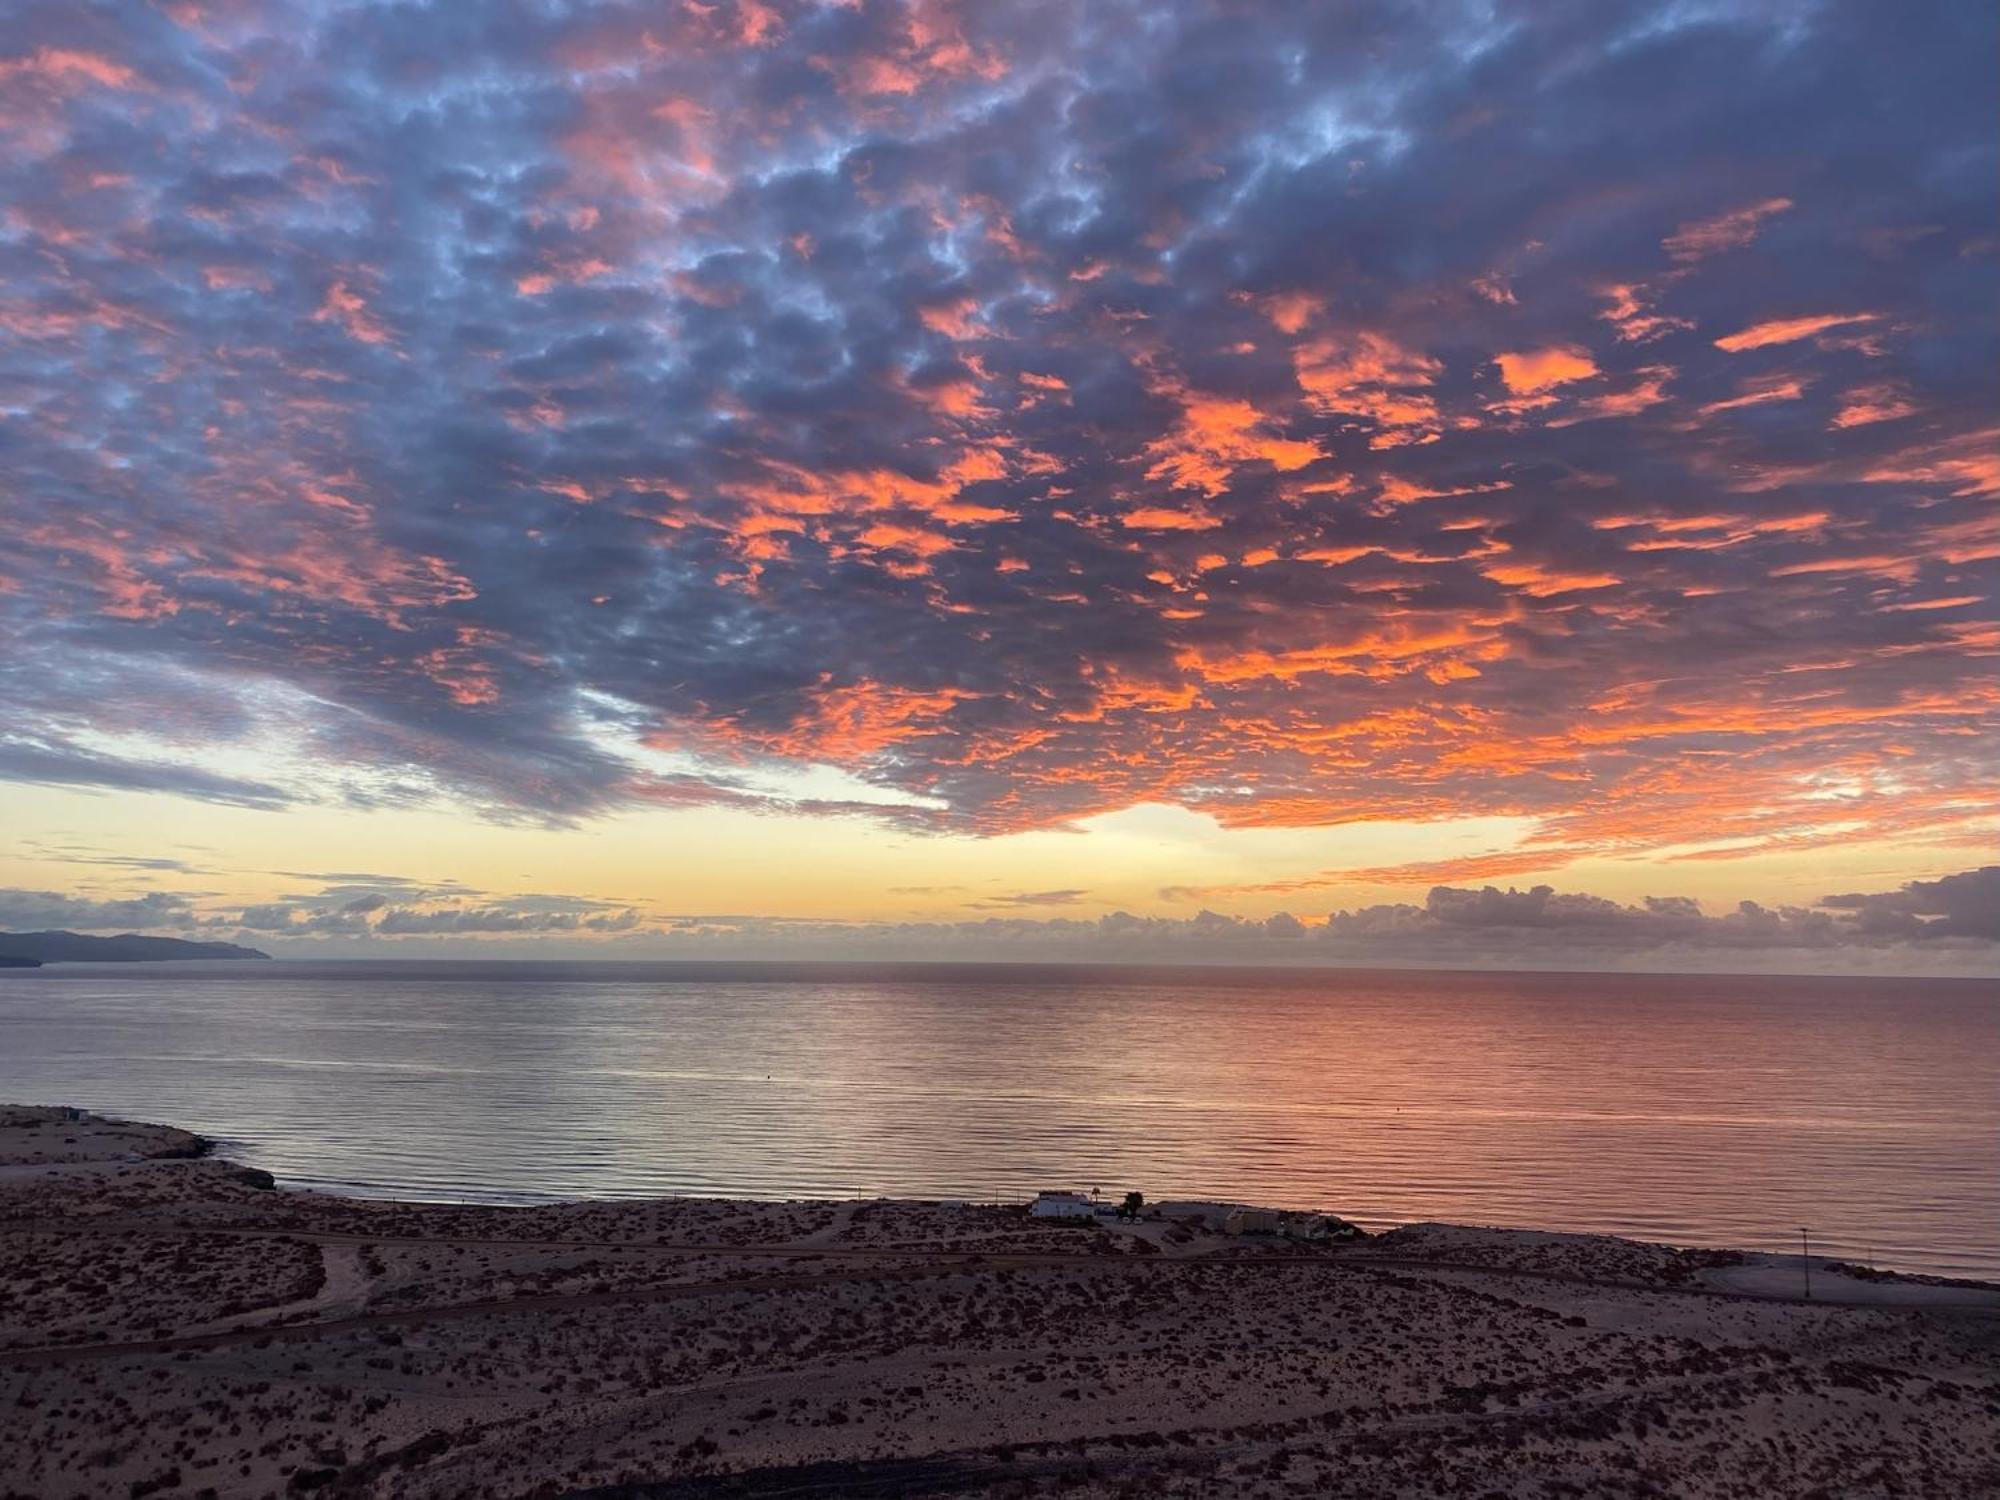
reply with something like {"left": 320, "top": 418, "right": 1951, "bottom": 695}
{"left": 1030, "top": 1192, "right": 1095, "bottom": 1218}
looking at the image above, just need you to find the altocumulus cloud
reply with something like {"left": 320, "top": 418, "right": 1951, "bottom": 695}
{"left": 0, "top": 0, "right": 1992, "bottom": 869}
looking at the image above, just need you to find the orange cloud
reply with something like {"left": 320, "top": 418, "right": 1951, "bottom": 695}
{"left": 1663, "top": 197, "right": 1792, "bottom": 262}
{"left": 417, "top": 626, "right": 504, "bottom": 706}
{"left": 735, "top": 680, "right": 976, "bottom": 763}
{"left": 1376, "top": 475, "right": 1514, "bottom": 506}
{"left": 1262, "top": 291, "right": 1323, "bottom": 333}
{"left": 1615, "top": 510, "right": 1830, "bottom": 553}
{"left": 723, "top": 450, "right": 1015, "bottom": 533}
{"left": 1831, "top": 383, "right": 1917, "bottom": 429}
{"left": 1860, "top": 430, "right": 2000, "bottom": 498}
{"left": 1713, "top": 312, "right": 1877, "bottom": 352}
{"left": 1295, "top": 332, "right": 1440, "bottom": 395}
{"left": 1494, "top": 345, "right": 1598, "bottom": 395}
{"left": 1142, "top": 384, "right": 1323, "bottom": 496}
{"left": 1481, "top": 559, "right": 1621, "bottom": 596}
{"left": 1549, "top": 366, "right": 1674, "bottom": 425}
{"left": 919, "top": 296, "right": 985, "bottom": 339}
{"left": 1768, "top": 553, "right": 1918, "bottom": 581}
{"left": 855, "top": 521, "right": 955, "bottom": 566}
{"left": 1342, "top": 847, "right": 1594, "bottom": 884}
{"left": 1697, "top": 374, "right": 1807, "bottom": 416}
{"left": 1293, "top": 332, "right": 1443, "bottom": 445}
{"left": 1177, "top": 618, "right": 1502, "bottom": 684}
{"left": 1122, "top": 507, "right": 1221, "bottom": 531}
{"left": 1597, "top": 284, "right": 1692, "bottom": 344}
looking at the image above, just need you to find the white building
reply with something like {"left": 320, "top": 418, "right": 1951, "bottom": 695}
{"left": 1029, "top": 1190, "right": 1096, "bottom": 1219}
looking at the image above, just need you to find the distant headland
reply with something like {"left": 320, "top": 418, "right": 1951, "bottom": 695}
{"left": 0, "top": 931, "right": 271, "bottom": 965}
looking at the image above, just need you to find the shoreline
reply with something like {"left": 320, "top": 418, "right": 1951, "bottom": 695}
{"left": 7, "top": 1102, "right": 1996, "bottom": 1299}
{"left": 5, "top": 1107, "right": 1997, "bottom": 1498}
{"left": 20, "top": 1096, "right": 1995, "bottom": 1284}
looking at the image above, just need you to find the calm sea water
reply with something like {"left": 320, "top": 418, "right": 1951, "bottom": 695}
{"left": 1, "top": 961, "right": 1993, "bottom": 1277}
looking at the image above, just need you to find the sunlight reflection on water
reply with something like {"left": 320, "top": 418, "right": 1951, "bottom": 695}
{"left": 1, "top": 961, "right": 1993, "bottom": 1276}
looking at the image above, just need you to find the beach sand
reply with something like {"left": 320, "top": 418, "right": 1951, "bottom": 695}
{"left": 1, "top": 1106, "right": 1994, "bottom": 1498}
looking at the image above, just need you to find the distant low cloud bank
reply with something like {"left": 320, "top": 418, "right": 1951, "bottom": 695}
{"left": 3, "top": 867, "right": 1994, "bottom": 976}
{"left": 1817, "top": 868, "right": 2000, "bottom": 941}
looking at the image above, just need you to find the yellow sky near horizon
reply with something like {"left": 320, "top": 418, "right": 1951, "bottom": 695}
{"left": 2, "top": 779, "right": 1977, "bottom": 940}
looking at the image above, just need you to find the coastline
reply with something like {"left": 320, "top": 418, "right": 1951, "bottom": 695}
{"left": 3, "top": 1107, "right": 1996, "bottom": 1498}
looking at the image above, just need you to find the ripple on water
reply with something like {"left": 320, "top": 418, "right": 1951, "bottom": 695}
{"left": 0, "top": 961, "right": 1993, "bottom": 1276}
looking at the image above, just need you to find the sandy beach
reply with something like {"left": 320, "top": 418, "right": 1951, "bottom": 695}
{"left": 1, "top": 1106, "right": 1994, "bottom": 1499}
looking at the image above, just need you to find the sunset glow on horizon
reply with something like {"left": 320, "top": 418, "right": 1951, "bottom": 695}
{"left": 2, "top": 0, "right": 1995, "bottom": 969}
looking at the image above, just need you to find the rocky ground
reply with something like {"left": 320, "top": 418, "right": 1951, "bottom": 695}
{"left": 1, "top": 1107, "right": 1994, "bottom": 1499}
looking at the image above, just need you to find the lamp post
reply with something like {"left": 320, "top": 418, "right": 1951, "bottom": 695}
{"left": 1800, "top": 1226, "right": 1812, "bottom": 1300}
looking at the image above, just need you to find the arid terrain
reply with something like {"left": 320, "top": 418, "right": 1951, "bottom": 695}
{"left": 1, "top": 1106, "right": 1995, "bottom": 1498}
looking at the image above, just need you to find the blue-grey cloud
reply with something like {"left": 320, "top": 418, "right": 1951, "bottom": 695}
{"left": 0, "top": 886, "right": 202, "bottom": 931}
{"left": 0, "top": 737, "right": 290, "bottom": 809}
{"left": 1820, "top": 866, "right": 2000, "bottom": 941}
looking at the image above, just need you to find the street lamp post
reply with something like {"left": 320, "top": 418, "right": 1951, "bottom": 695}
{"left": 1800, "top": 1226, "right": 1812, "bottom": 1300}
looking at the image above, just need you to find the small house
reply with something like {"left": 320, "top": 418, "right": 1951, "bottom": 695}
{"left": 1029, "top": 1190, "right": 1096, "bottom": 1220}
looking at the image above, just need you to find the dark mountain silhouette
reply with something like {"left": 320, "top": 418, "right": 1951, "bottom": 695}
{"left": 0, "top": 931, "right": 270, "bottom": 963}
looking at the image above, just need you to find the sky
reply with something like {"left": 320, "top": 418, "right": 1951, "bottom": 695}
{"left": 0, "top": 0, "right": 1995, "bottom": 971}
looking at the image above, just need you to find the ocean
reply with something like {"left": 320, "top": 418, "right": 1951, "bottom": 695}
{"left": 1, "top": 960, "right": 1993, "bottom": 1277}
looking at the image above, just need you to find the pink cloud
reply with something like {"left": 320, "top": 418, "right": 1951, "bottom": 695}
{"left": 312, "top": 280, "right": 394, "bottom": 345}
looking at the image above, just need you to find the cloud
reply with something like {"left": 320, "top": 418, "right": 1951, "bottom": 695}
{"left": 0, "top": 0, "right": 1990, "bottom": 874}
{"left": 348, "top": 864, "right": 1987, "bottom": 973}
{"left": 1713, "top": 313, "right": 1879, "bottom": 353}
{"left": 372, "top": 905, "right": 640, "bottom": 935}
{"left": 0, "top": 887, "right": 201, "bottom": 931}
{"left": 1663, "top": 198, "right": 1793, "bottom": 263}
{"left": 10, "top": 863, "right": 1994, "bottom": 977}
{"left": 16, "top": 843, "right": 213, "bottom": 875}
{"left": 265, "top": 870, "right": 478, "bottom": 891}
{"left": 0, "top": 737, "right": 290, "bottom": 809}
{"left": 969, "top": 888, "right": 1091, "bottom": 909}
{"left": 1494, "top": 346, "right": 1599, "bottom": 395}
{"left": 1831, "top": 383, "right": 1917, "bottom": 429}
{"left": 1819, "top": 866, "right": 2000, "bottom": 940}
